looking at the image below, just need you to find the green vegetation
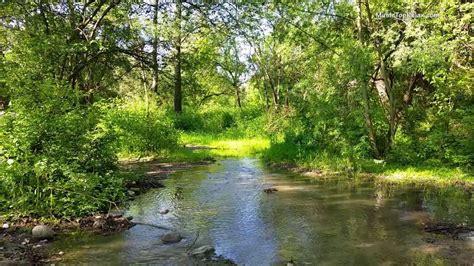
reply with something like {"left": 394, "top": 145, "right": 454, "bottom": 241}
{"left": 0, "top": 0, "right": 472, "bottom": 219}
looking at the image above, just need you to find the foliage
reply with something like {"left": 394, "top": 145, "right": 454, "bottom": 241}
{"left": 0, "top": 86, "right": 124, "bottom": 218}
{"left": 171, "top": 105, "right": 267, "bottom": 138}
{"left": 104, "top": 99, "right": 179, "bottom": 157}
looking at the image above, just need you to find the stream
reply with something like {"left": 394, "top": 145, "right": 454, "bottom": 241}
{"left": 52, "top": 158, "right": 473, "bottom": 265}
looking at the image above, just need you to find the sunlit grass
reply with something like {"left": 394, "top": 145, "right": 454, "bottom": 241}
{"left": 372, "top": 165, "right": 474, "bottom": 187}
{"left": 263, "top": 142, "right": 473, "bottom": 187}
{"left": 180, "top": 132, "right": 270, "bottom": 157}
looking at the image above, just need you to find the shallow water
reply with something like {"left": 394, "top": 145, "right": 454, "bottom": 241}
{"left": 53, "top": 158, "right": 474, "bottom": 265}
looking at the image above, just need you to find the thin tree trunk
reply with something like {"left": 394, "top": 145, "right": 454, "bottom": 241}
{"left": 262, "top": 78, "right": 269, "bottom": 111}
{"left": 151, "top": 0, "right": 159, "bottom": 94}
{"left": 357, "top": 0, "right": 380, "bottom": 157}
{"left": 234, "top": 84, "right": 242, "bottom": 108}
{"left": 363, "top": 83, "right": 381, "bottom": 157}
{"left": 174, "top": 0, "right": 182, "bottom": 113}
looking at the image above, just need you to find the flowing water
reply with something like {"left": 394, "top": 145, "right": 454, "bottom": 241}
{"left": 53, "top": 158, "right": 473, "bottom": 265}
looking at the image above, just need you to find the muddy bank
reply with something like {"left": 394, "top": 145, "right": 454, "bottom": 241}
{"left": 121, "top": 159, "right": 215, "bottom": 195}
{"left": 1, "top": 214, "right": 134, "bottom": 263}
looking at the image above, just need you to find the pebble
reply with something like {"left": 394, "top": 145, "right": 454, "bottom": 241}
{"left": 159, "top": 209, "right": 169, "bottom": 214}
{"left": 58, "top": 251, "right": 64, "bottom": 255}
{"left": 2, "top": 223, "right": 8, "bottom": 229}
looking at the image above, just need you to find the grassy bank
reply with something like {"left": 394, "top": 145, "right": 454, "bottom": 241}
{"left": 365, "top": 163, "right": 474, "bottom": 187}
{"left": 117, "top": 132, "right": 270, "bottom": 162}
{"left": 264, "top": 154, "right": 474, "bottom": 188}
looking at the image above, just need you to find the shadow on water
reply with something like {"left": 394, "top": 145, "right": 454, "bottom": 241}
{"left": 52, "top": 158, "right": 474, "bottom": 265}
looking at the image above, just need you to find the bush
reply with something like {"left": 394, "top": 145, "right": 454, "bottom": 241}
{"left": 0, "top": 90, "right": 125, "bottom": 218}
{"left": 170, "top": 106, "right": 267, "bottom": 137}
{"left": 170, "top": 111, "right": 204, "bottom": 131}
{"left": 105, "top": 99, "right": 179, "bottom": 156}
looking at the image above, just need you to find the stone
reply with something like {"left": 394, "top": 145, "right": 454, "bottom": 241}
{"left": 263, "top": 188, "right": 278, "bottom": 193}
{"left": 107, "top": 210, "right": 124, "bottom": 218}
{"left": 2, "top": 223, "right": 8, "bottom": 229}
{"left": 458, "top": 231, "right": 474, "bottom": 241}
{"left": 159, "top": 209, "right": 169, "bottom": 215}
{"left": 189, "top": 245, "right": 215, "bottom": 258}
{"left": 127, "top": 190, "right": 136, "bottom": 196}
{"left": 93, "top": 219, "right": 106, "bottom": 229}
{"left": 160, "top": 232, "right": 182, "bottom": 244}
{"left": 32, "top": 225, "right": 54, "bottom": 240}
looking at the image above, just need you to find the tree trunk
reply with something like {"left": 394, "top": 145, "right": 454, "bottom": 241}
{"left": 174, "top": 0, "right": 182, "bottom": 113}
{"left": 234, "top": 84, "right": 242, "bottom": 108}
{"left": 151, "top": 0, "right": 159, "bottom": 94}
{"left": 363, "top": 83, "right": 381, "bottom": 158}
{"left": 356, "top": 0, "right": 381, "bottom": 158}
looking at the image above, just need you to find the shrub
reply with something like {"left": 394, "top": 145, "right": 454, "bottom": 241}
{"left": 105, "top": 99, "right": 179, "bottom": 156}
{"left": 0, "top": 90, "right": 124, "bottom": 218}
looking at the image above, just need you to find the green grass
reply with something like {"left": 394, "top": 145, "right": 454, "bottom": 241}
{"left": 361, "top": 162, "right": 474, "bottom": 187}
{"left": 263, "top": 142, "right": 473, "bottom": 188}
{"left": 117, "top": 132, "right": 270, "bottom": 162}
{"left": 180, "top": 132, "right": 270, "bottom": 157}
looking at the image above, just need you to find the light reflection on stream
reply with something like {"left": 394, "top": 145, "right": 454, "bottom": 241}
{"left": 53, "top": 158, "right": 474, "bottom": 265}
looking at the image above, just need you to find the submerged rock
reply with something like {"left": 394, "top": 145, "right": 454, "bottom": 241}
{"left": 160, "top": 232, "right": 182, "bottom": 244}
{"left": 32, "top": 225, "right": 54, "bottom": 240}
{"left": 159, "top": 209, "right": 169, "bottom": 214}
{"left": 189, "top": 245, "right": 215, "bottom": 258}
{"left": 458, "top": 231, "right": 474, "bottom": 241}
{"left": 263, "top": 188, "right": 278, "bottom": 193}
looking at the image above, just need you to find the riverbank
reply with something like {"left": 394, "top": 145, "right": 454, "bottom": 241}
{"left": 0, "top": 158, "right": 216, "bottom": 264}
{"left": 266, "top": 160, "right": 474, "bottom": 191}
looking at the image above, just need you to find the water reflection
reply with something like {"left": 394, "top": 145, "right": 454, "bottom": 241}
{"left": 53, "top": 158, "right": 474, "bottom": 264}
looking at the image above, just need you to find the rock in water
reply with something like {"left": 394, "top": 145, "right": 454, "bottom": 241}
{"left": 189, "top": 245, "right": 215, "bottom": 258}
{"left": 32, "top": 225, "right": 54, "bottom": 239}
{"left": 160, "top": 232, "right": 182, "bottom": 244}
{"left": 159, "top": 209, "right": 169, "bottom": 214}
{"left": 263, "top": 188, "right": 278, "bottom": 193}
